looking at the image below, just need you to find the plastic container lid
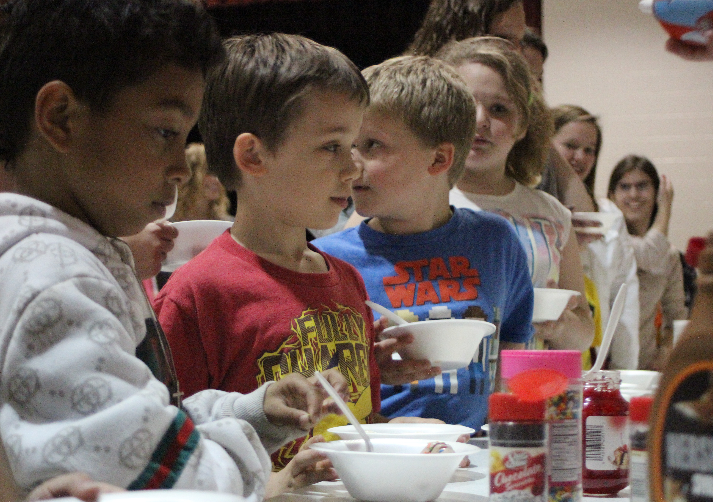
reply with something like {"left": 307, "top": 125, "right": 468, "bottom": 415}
{"left": 489, "top": 392, "right": 545, "bottom": 421}
{"left": 501, "top": 350, "right": 582, "bottom": 379}
{"left": 507, "top": 368, "right": 569, "bottom": 402}
{"left": 428, "top": 306, "right": 453, "bottom": 319}
{"left": 629, "top": 395, "right": 654, "bottom": 423}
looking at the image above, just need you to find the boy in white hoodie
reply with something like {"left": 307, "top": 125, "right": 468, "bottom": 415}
{"left": 0, "top": 1, "right": 344, "bottom": 499}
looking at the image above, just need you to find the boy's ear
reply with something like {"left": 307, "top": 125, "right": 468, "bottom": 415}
{"left": 233, "top": 133, "right": 268, "bottom": 176}
{"left": 34, "top": 80, "right": 84, "bottom": 154}
{"left": 427, "top": 143, "right": 455, "bottom": 176}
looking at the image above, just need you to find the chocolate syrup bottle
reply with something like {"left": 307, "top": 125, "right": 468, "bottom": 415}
{"left": 650, "top": 234, "right": 713, "bottom": 502}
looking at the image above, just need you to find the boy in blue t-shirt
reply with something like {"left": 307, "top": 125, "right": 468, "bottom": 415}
{"left": 313, "top": 56, "right": 534, "bottom": 429}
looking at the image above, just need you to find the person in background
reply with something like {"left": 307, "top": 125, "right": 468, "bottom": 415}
{"left": 0, "top": 1, "right": 345, "bottom": 497}
{"left": 313, "top": 55, "right": 534, "bottom": 431}
{"left": 440, "top": 37, "right": 594, "bottom": 352}
{"left": 407, "top": 0, "right": 595, "bottom": 213}
{"left": 608, "top": 155, "right": 688, "bottom": 370}
{"left": 407, "top": 0, "right": 527, "bottom": 56}
{"left": 552, "top": 104, "right": 640, "bottom": 370}
{"left": 521, "top": 28, "right": 546, "bottom": 86}
{"left": 173, "top": 142, "right": 233, "bottom": 222}
{"left": 121, "top": 221, "right": 177, "bottom": 282}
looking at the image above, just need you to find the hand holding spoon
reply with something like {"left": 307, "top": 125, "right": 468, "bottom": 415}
{"left": 314, "top": 371, "right": 373, "bottom": 452}
{"left": 365, "top": 300, "right": 408, "bottom": 326}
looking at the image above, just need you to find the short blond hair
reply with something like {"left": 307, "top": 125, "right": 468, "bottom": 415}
{"left": 362, "top": 55, "right": 477, "bottom": 187}
{"left": 437, "top": 37, "right": 552, "bottom": 187}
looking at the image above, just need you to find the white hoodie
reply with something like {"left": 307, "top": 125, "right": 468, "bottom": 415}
{"left": 0, "top": 193, "right": 300, "bottom": 498}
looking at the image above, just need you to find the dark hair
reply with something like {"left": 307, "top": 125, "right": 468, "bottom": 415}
{"left": 608, "top": 154, "right": 660, "bottom": 228}
{"left": 0, "top": 0, "right": 224, "bottom": 164}
{"left": 522, "top": 28, "right": 548, "bottom": 61}
{"left": 552, "top": 104, "right": 602, "bottom": 198}
{"left": 199, "top": 33, "right": 369, "bottom": 191}
{"left": 407, "top": 0, "right": 523, "bottom": 57}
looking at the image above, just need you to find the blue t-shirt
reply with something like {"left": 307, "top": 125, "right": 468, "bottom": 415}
{"left": 313, "top": 207, "right": 534, "bottom": 429}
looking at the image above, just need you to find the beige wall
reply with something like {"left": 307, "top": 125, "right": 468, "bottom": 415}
{"left": 543, "top": 0, "right": 713, "bottom": 252}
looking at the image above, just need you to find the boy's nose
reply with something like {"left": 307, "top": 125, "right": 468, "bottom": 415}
{"left": 341, "top": 153, "right": 361, "bottom": 182}
{"left": 168, "top": 147, "right": 192, "bottom": 186}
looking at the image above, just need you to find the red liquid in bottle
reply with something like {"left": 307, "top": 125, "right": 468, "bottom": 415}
{"left": 582, "top": 370, "right": 630, "bottom": 495}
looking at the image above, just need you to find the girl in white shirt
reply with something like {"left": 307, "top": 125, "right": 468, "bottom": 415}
{"left": 551, "top": 104, "right": 640, "bottom": 370}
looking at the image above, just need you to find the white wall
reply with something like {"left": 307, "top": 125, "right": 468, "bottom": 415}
{"left": 543, "top": 0, "right": 713, "bottom": 251}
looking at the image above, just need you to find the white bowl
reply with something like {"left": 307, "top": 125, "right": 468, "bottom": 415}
{"left": 620, "top": 389, "right": 656, "bottom": 402}
{"left": 380, "top": 319, "right": 496, "bottom": 371}
{"left": 162, "top": 220, "right": 232, "bottom": 272}
{"left": 99, "top": 491, "right": 243, "bottom": 502}
{"left": 571, "top": 212, "right": 619, "bottom": 235}
{"left": 532, "top": 288, "right": 580, "bottom": 323}
{"left": 619, "top": 370, "right": 660, "bottom": 390}
{"left": 328, "top": 423, "right": 474, "bottom": 441}
{"left": 309, "top": 438, "right": 479, "bottom": 502}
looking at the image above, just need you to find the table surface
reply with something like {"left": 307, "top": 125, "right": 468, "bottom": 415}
{"left": 272, "top": 446, "right": 631, "bottom": 502}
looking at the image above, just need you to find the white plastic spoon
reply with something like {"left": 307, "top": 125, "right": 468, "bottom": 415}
{"left": 585, "top": 282, "right": 628, "bottom": 376}
{"left": 164, "top": 185, "right": 178, "bottom": 220}
{"left": 365, "top": 300, "right": 408, "bottom": 326}
{"left": 314, "top": 371, "right": 373, "bottom": 452}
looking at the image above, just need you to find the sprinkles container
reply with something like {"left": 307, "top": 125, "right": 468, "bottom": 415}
{"left": 501, "top": 350, "right": 583, "bottom": 502}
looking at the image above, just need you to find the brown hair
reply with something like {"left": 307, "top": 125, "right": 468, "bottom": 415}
{"left": 552, "top": 104, "right": 602, "bottom": 198}
{"left": 437, "top": 36, "right": 552, "bottom": 187}
{"left": 407, "top": 0, "right": 523, "bottom": 57}
{"left": 198, "top": 33, "right": 369, "bottom": 190}
{"left": 362, "top": 55, "right": 477, "bottom": 187}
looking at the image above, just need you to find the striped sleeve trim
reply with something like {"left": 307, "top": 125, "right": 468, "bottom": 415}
{"left": 128, "top": 409, "right": 200, "bottom": 490}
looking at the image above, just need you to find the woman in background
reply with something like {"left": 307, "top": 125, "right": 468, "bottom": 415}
{"left": 173, "top": 143, "right": 233, "bottom": 223}
{"left": 608, "top": 154, "right": 687, "bottom": 370}
{"left": 552, "top": 105, "right": 639, "bottom": 370}
{"left": 407, "top": 0, "right": 527, "bottom": 56}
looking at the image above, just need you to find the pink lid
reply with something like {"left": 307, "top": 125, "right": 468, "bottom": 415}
{"left": 501, "top": 350, "right": 582, "bottom": 379}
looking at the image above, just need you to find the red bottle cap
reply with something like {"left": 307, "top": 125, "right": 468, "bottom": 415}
{"left": 489, "top": 392, "right": 546, "bottom": 422}
{"left": 629, "top": 395, "right": 654, "bottom": 423}
{"left": 686, "top": 236, "right": 706, "bottom": 268}
{"left": 507, "top": 368, "right": 569, "bottom": 402}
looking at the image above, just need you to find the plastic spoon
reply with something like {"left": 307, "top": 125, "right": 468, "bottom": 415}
{"left": 164, "top": 185, "right": 178, "bottom": 220}
{"left": 365, "top": 300, "right": 408, "bottom": 326}
{"left": 584, "top": 282, "right": 628, "bottom": 377}
{"left": 314, "top": 371, "right": 373, "bottom": 452}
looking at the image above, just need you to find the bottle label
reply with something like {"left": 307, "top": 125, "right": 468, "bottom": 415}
{"left": 490, "top": 446, "right": 547, "bottom": 502}
{"left": 630, "top": 449, "right": 650, "bottom": 502}
{"left": 662, "top": 369, "right": 713, "bottom": 502}
{"left": 585, "top": 415, "right": 629, "bottom": 471}
{"left": 546, "top": 388, "right": 582, "bottom": 502}
{"left": 653, "top": 366, "right": 713, "bottom": 502}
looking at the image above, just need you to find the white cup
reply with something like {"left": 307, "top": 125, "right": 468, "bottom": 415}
{"left": 673, "top": 319, "right": 690, "bottom": 344}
